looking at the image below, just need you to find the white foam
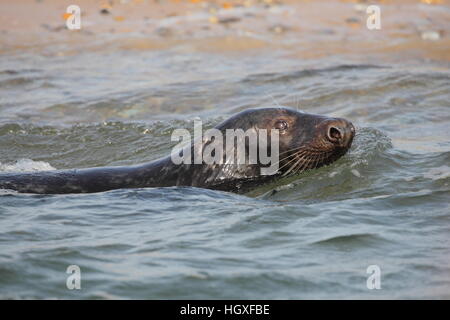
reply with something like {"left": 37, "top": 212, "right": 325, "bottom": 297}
{"left": 0, "top": 159, "right": 56, "bottom": 173}
{"left": 328, "top": 171, "right": 339, "bottom": 178}
{"left": 351, "top": 169, "right": 361, "bottom": 178}
{"left": 0, "top": 189, "right": 18, "bottom": 195}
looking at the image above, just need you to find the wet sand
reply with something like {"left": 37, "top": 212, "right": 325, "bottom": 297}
{"left": 0, "top": 0, "right": 449, "bottom": 63}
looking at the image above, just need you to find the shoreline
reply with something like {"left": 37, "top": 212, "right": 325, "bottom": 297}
{"left": 0, "top": 0, "right": 449, "bottom": 64}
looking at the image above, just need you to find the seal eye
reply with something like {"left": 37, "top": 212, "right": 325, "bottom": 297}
{"left": 274, "top": 120, "right": 288, "bottom": 131}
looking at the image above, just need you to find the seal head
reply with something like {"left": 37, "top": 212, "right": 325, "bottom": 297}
{"left": 210, "top": 107, "right": 355, "bottom": 178}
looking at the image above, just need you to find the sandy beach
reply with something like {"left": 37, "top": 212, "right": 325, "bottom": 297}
{"left": 1, "top": 0, "right": 449, "bottom": 63}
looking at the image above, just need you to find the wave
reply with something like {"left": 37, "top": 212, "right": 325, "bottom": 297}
{"left": 0, "top": 159, "right": 56, "bottom": 173}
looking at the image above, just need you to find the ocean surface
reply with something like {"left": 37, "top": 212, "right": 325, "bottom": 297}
{"left": 0, "top": 37, "right": 449, "bottom": 299}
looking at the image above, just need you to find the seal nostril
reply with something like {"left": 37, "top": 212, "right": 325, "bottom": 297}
{"left": 328, "top": 126, "right": 342, "bottom": 142}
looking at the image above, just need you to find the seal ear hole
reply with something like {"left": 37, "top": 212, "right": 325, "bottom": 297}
{"left": 328, "top": 127, "right": 342, "bottom": 141}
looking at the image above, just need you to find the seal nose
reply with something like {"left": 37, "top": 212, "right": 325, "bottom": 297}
{"left": 325, "top": 119, "right": 355, "bottom": 148}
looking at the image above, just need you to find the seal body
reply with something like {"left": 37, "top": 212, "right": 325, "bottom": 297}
{"left": 0, "top": 107, "right": 355, "bottom": 194}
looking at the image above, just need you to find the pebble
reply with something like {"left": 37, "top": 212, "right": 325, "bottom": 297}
{"left": 421, "top": 30, "right": 441, "bottom": 41}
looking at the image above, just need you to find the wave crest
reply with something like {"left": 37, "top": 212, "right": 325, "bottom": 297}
{"left": 0, "top": 159, "right": 56, "bottom": 173}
